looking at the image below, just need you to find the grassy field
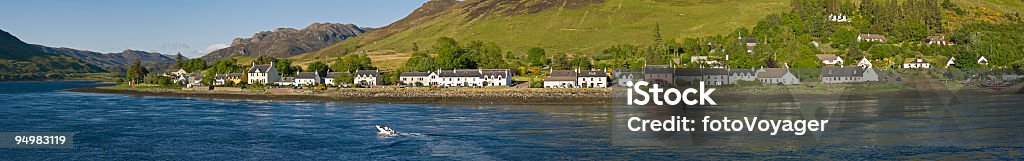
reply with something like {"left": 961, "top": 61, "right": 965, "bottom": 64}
{"left": 303, "top": 0, "right": 791, "bottom": 59}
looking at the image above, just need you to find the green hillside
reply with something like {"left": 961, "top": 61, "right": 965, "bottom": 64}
{"left": 302, "top": 0, "right": 792, "bottom": 58}
{"left": 0, "top": 29, "right": 105, "bottom": 80}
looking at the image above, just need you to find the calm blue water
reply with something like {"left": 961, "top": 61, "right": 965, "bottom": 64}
{"left": 0, "top": 81, "right": 1022, "bottom": 160}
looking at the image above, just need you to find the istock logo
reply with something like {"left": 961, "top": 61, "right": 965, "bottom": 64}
{"left": 625, "top": 81, "right": 716, "bottom": 106}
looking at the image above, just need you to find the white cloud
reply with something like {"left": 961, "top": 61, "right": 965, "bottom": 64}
{"left": 198, "top": 43, "right": 230, "bottom": 54}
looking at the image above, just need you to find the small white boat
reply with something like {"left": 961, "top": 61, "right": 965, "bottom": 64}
{"left": 376, "top": 125, "right": 398, "bottom": 136}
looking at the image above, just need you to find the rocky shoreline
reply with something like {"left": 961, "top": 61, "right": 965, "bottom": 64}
{"left": 66, "top": 87, "right": 615, "bottom": 105}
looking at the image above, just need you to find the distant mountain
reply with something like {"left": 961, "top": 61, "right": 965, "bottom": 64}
{"left": 0, "top": 29, "right": 104, "bottom": 80}
{"left": 200, "top": 22, "right": 366, "bottom": 60}
{"left": 33, "top": 45, "right": 175, "bottom": 67}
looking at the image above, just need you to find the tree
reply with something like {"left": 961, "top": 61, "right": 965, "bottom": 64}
{"left": 125, "top": 60, "right": 149, "bottom": 83}
{"left": 174, "top": 53, "right": 185, "bottom": 68}
{"left": 330, "top": 54, "right": 375, "bottom": 73}
{"left": 254, "top": 55, "right": 278, "bottom": 65}
{"left": 182, "top": 59, "right": 207, "bottom": 73}
{"left": 551, "top": 53, "right": 569, "bottom": 70}
{"left": 332, "top": 73, "right": 354, "bottom": 85}
{"left": 526, "top": 47, "right": 549, "bottom": 67}
{"left": 275, "top": 59, "right": 300, "bottom": 77}
{"left": 402, "top": 52, "right": 436, "bottom": 72}
{"left": 433, "top": 37, "right": 469, "bottom": 69}
{"left": 306, "top": 62, "right": 330, "bottom": 75}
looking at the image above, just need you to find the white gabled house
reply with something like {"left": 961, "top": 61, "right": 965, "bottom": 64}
{"left": 858, "top": 34, "right": 888, "bottom": 43}
{"left": 275, "top": 77, "right": 295, "bottom": 86}
{"left": 858, "top": 57, "right": 873, "bottom": 68}
{"left": 294, "top": 71, "right": 322, "bottom": 86}
{"left": 946, "top": 57, "right": 956, "bottom": 68}
{"left": 324, "top": 72, "right": 347, "bottom": 86}
{"left": 544, "top": 70, "right": 577, "bottom": 88}
{"left": 756, "top": 68, "right": 800, "bottom": 85}
{"left": 613, "top": 71, "right": 643, "bottom": 87}
{"left": 702, "top": 68, "right": 730, "bottom": 86}
{"left": 977, "top": 56, "right": 989, "bottom": 66}
{"left": 816, "top": 54, "right": 844, "bottom": 66}
{"left": 903, "top": 57, "right": 931, "bottom": 69}
{"left": 821, "top": 67, "right": 879, "bottom": 84}
{"left": 729, "top": 69, "right": 757, "bottom": 84}
{"left": 354, "top": 70, "right": 381, "bottom": 87}
{"left": 828, "top": 14, "right": 850, "bottom": 22}
{"left": 480, "top": 69, "right": 513, "bottom": 87}
{"left": 576, "top": 69, "right": 608, "bottom": 88}
{"left": 247, "top": 62, "right": 280, "bottom": 85}
{"left": 399, "top": 72, "right": 432, "bottom": 86}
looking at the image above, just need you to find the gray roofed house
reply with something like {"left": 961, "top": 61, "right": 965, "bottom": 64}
{"left": 857, "top": 34, "right": 888, "bottom": 43}
{"left": 729, "top": 69, "right": 757, "bottom": 84}
{"left": 578, "top": 70, "right": 606, "bottom": 77}
{"left": 544, "top": 70, "right": 577, "bottom": 88}
{"left": 702, "top": 68, "right": 730, "bottom": 85}
{"left": 821, "top": 66, "right": 879, "bottom": 84}
{"left": 816, "top": 54, "right": 844, "bottom": 65}
{"left": 248, "top": 64, "right": 273, "bottom": 73}
{"left": 437, "top": 69, "right": 482, "bottom": 77}
{"left": 296, "top": 72, "right": 319, "bottom": 79}
{"left": 354, "top": 70, "right": 381, "bottom": 87}
{"left": 400, "top": 72, "right": 431, "bottom": 77}
{"left": 756, "top": 68, "right": 800, "bottom": 85}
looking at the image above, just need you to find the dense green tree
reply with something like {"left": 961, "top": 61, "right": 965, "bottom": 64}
{"left": 306, "top": 61, "right": 330, "bottom": 75}
{"left": 526, "top": 47, "right": 549, "bottom": 67}
{"left": 331, "top": 54, "right": 375, "bottom": 73}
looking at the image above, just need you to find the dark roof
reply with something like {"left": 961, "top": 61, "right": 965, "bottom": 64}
{"left": 355, "top": 70, "right": 380, "bottom": 77}
{"left": 703, "top": 68, "right": 729, "bottom": 75}
{"left": 400, "top": 72, "right": 431, "bottom": 77}
{"left": 757, "top": 68, "right": 790, "bottom": 78}
{"left": 248, "top": 64, "right": 273, "bottom": 73}
{"left": 741, "top": 38, "right": 759, "bottom": 44}
{"left": 859, "top": 34, "right": 888, "bottom": 41}
{"left": 578, "top": 70, "right": 606, "bottom": 77}
{"left": 296, "top": 72, "right": 319, "bottom": 79}
{"left": 816, "top": 54, "right": 839, "bottom": 61}
{"left": 908, "top": 57, "right": 929, "bottom": 64}
{"left": 821, "top": 67, "right": 866, "bottom": 77}
{"left": 674, "top": 68, "right": 702, "bottom": 76}
{"left": 325, "top": 72, "right": 347, "bottom": 78}
{"left": 481, "top": 69, "right": 510, "bottom": 77}
{"left": 545, "top": 70, "right": 577, "bottom": 81}
{"left": 437, "top": 69, "right": 481, "bottom": 77}
{"left": 730, "top": 69, "right": 755, "bottom": 75}
{"left": 645, "top": 66, "right": 674, "bottom": 74}
{"left": 280, "top": 77, "right": 295, "bottom": 82}
{"left": 228, "top": 73, "right": 243, "bottom": 77}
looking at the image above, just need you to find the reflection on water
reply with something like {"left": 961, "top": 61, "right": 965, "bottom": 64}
{"left": 0, "top": 81, "right": 1021, "bottom": 160}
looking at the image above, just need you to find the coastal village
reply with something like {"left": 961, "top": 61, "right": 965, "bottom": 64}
{"left": 155, "top": 33, "right": 1022, "bottom": 93}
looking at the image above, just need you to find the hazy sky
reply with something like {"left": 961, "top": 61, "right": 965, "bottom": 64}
{"left": 0, "top": 0, "right": 428, "bottom": 58}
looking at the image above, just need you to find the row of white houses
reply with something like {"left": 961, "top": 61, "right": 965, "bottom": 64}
{"left": 543, "top": 69, "right": 609, "bottom": 88}
{"left": 208, "top": 62, "right": 382, "bottom": 87}
{"left": 636, "top": 66, "right": 803, "bottom": 86}
{"left": 399, "top": 69, "right": 514, "bottom": 87}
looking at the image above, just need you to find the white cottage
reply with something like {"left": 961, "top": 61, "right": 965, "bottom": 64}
{"left": 354, "top": 70, "right": 381, "bottom": 87}
{"left": 247, "top": 62, "right": 280, "bottom": 85}
{"left": 903, "top": 57, "right": 931, "bottom": 69}
{"left": 756, "top": 68, "right": 800, "bottom": 85}
{"left": 294, "top": 71, "right": 322, "bottom": 86}
{"left": 702, "top": 68, "right": 730, "bottom": 86}
{"left": 400, "top": 72, "right": 432, "bottom": 86}
{"left": 729, "top": 69, "right": 757, "bottom": 84}
{"left": 821, "top": 67, "right": 879, "bottom": 84}
{"left": 816, "top": 54, "right": 844, "bottom": 66}
{"left": 576, "top": 70, "right": 607, "bottom": 88}
{"left": 544, "top": 70, "right": 577, "bottom": 88}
